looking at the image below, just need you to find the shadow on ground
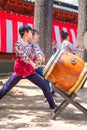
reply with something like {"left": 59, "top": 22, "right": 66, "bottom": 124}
{"left": 0, "top": 77, "right": 87, "bottom": 129}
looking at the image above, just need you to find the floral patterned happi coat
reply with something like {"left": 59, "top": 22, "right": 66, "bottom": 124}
{"left": 13, "top": 39, "right": 43, "bottom": 78}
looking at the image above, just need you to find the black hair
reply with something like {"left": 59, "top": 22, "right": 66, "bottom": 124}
{"left": 19, "top": 25, "right": 32, "bottom": 38}
{"left": 60, "top": 30, "right": 68, "bottom": 40}
{"left": 32, "top": 29, "right": 39, "bottom": 36}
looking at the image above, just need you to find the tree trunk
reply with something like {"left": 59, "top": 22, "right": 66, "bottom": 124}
{"left": 78, "top": 0, "right": 87, "bottom": 61}
{"left": 34, "top": 0, "right": 53, "bottom": 63}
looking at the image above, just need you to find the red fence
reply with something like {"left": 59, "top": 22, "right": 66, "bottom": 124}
{"left": 0, "top": 10, "right": 77, "bottom": 53}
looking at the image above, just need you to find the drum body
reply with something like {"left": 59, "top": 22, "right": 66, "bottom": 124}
{"left": 43, "top": 50, "right": 85, "bottom": 92}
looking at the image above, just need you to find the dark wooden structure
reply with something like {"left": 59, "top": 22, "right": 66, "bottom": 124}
{"left": 0, "top": 0, "right": 78, "bottom": 24}
{"left": 52, "top": 70, "right": 87, "bottom": 120}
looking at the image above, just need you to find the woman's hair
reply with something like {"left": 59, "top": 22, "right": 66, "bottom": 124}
{"left": 32, "top": 29, "right": 39, "bottom": 36}
{"left": 60, "top": 30, "right": 68, "bottom": 40}
{"left": 19, "top": 25, "right": 32, "bottom": 38}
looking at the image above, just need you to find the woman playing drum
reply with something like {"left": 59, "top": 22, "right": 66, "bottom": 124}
{"left": 0, "top": 25, "right": 57, "bottom": 110}
{"left": 60, "top": 30, "right": 82, "bottom": 54}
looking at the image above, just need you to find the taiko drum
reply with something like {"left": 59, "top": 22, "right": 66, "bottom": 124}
{"left": 43, "top": 50, "right": 85, "bottom": 92}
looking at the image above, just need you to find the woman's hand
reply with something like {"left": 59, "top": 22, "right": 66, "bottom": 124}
{"left": 29, "top": 60, "right": 38, "bottom": 69}
{"left": 37, "top": 55, "right": 45, "bottom": 63}
{"left": 42, "top": 56, "right": 45, "bottom": 63}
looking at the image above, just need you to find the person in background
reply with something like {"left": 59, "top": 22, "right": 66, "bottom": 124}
{"left": 52, "top": 40, "right": 58, "bottom": 55}
{"left": 32, "top": 29, "right": 55, "bottom": 96}
{"left": 32, "top": 29, "right": 50, "bottom": 87}
{"left": 60, "top": 30, "right": 82, "bottom": 54}
{"left": 0, "top": 25, "right": 57, "bottom": 110}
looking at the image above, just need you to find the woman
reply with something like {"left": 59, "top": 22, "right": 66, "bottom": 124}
{"left": 32, "top": 29, "right": 57, "bottom": 97}
{"left": 0, "top": 25, "right": 57, "bottom": 109}
{"left": 60, "top": 30, "right": 80, "bottom": 54}
{"left": 32, "top": 29, "right": 46, "bottom": 77}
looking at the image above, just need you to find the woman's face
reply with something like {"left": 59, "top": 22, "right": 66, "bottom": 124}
{"left": 66, "top": 35, "right": 70, "bottom": 41}
{"left": 26, "top": 30, "right": 33, "bottom": 40}
{"left": 33, "top": 33, "right": 39, "bottom": 41}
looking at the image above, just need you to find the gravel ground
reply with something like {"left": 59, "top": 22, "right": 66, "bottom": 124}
{"left": 0, "top": 76, "right": 87, "bottom": 130}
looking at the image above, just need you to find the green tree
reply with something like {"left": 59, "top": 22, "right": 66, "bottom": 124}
{"left": 34, "top": 0, "right": 53, "bottom": 62}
